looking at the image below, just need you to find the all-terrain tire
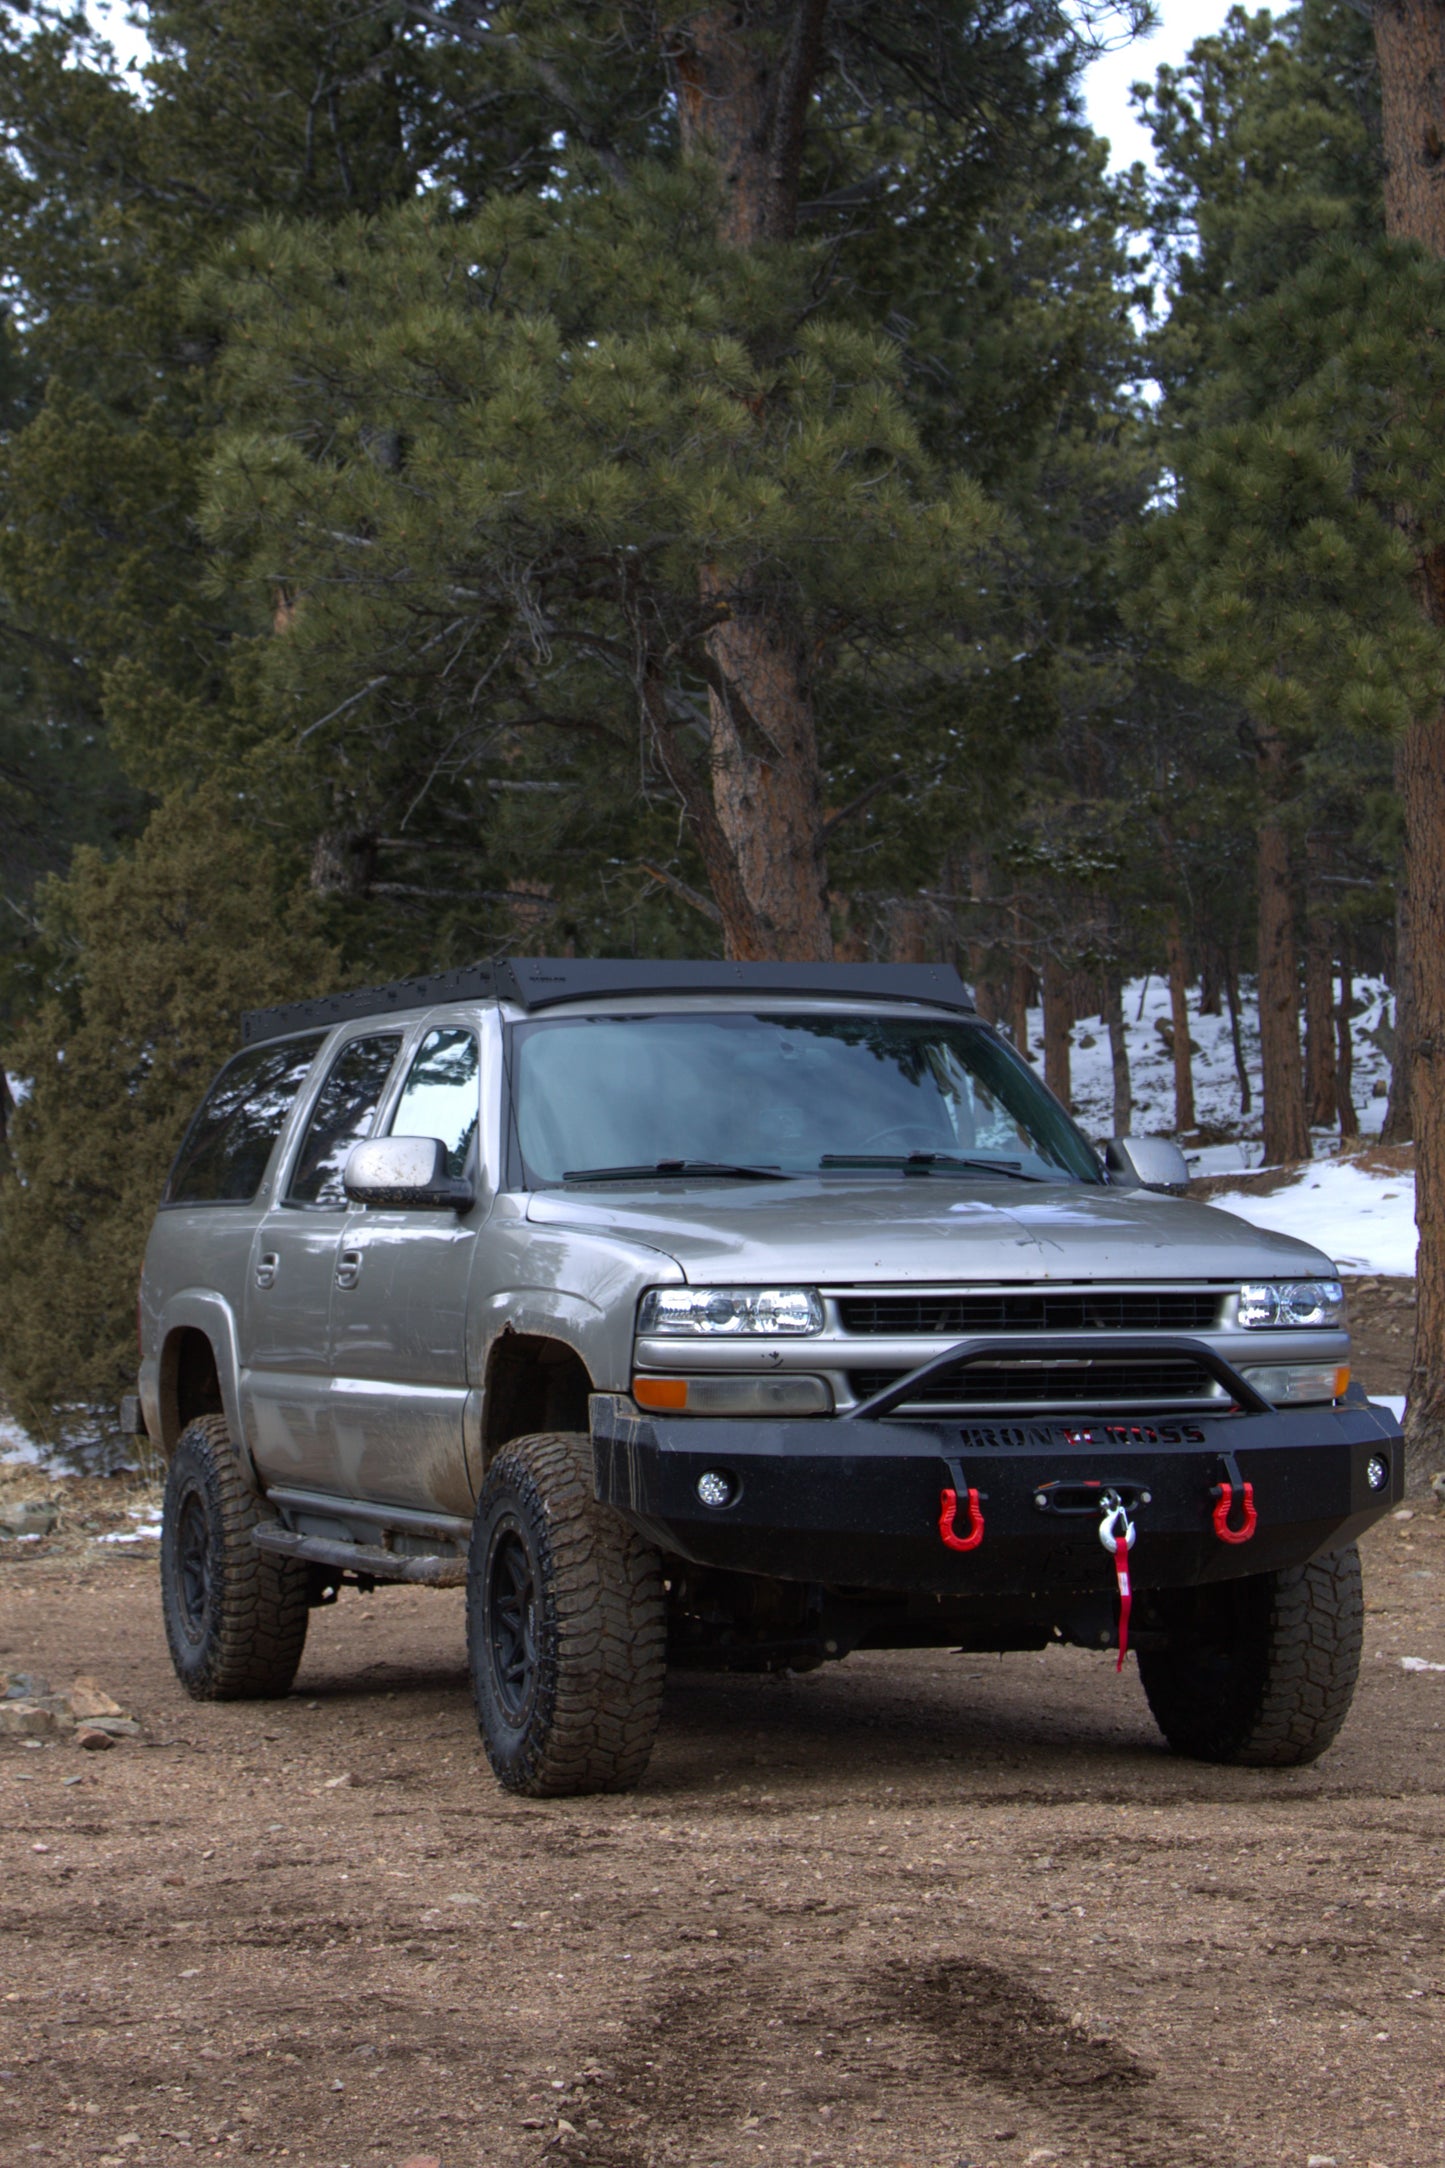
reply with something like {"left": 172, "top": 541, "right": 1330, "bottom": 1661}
{"left": 1138, "top": 1545, "right": 1362, "bottom": 1767}
{"left": 160, "top": 1414, "right": 309, "bottom": 1700}
{"left": 467, "top": 1430, "right": 666, "bottom": 1797}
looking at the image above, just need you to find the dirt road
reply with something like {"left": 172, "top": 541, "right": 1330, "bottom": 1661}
{"left": 4, "top": 1500, "right": 1445, "bottom": 2168}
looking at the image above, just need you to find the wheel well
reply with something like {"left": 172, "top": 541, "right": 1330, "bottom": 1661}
{"left": 483, "top": 1332, "right": 592, "bottom": 1463}
{"left": 159, "top": 1328, "right": 224, "bottom": 1450}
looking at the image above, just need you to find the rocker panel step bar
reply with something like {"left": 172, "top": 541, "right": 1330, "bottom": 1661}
{"left": 252, "top": 1523, "right": 468, "bottom": 1586}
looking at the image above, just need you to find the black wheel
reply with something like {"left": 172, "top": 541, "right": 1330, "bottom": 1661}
{"left": 1138, "top": 1545, "right": 1363, "bottom": 1767}
{"left": 467, "top": 1430, "right": 665, "bottom": 1797}
{"left": 160, "top": 1414, "right": 309, "bottom": 1700}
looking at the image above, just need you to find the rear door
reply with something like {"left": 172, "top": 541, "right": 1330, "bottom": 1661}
{"left": 241, "top": 1029, "right": 406, "bottom": 1494}
{"left": 327, "top": 1022, "right": 482, "bottom": 1516}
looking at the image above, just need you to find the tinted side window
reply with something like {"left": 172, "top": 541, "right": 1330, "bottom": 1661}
{"left": 166, "top": 1035, "right": 327, "bottom": 1206}
{"left": 286, "top": 1034, "right": 403, "bottom": 1208}
{"left": 389, "top": 1029, "right": 479, "bottom": 1178}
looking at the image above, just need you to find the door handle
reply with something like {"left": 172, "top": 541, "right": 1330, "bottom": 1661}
{"left": 255, "top": 1252, "right": 279, "bottom": 1291}
{"left": 336, "top": 1249, "right": 363, "bottom": 1291}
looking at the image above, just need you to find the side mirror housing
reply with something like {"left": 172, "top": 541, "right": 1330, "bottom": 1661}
{"left": 344, "top": 1136, "right": 474, "bottom": 1212}
{"left": 1103, "top": 1135, "right": 1191, "bottom": 1195}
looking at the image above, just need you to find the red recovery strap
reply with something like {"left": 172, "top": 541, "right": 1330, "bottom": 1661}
{"left": 1098, "top": 1498, "right": 1135, "bottom": 1672}
{"left": 939, "top": 1485, "right": 985, "bottom": 1552}
{"left": 1211, "top": 1479, "right": 1257, "bottom": 1545}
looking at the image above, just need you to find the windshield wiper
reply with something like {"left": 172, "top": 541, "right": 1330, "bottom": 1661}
{"left": 561, "top": 1159, "right": 794, "bottom": 1183}
{"left": 818, "top": 1152, "right": 1048, "bottom": 1182}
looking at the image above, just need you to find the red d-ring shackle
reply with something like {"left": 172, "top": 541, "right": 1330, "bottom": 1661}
{"left": 939, "top": 1485, "right": 985, "bottom": 1552}
{"left": 1212, "top": 1478, "right": 1257, "bottom": 1545}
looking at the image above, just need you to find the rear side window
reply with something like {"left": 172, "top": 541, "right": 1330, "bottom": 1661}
{"left": 389, "top": 1028, "right": 480, "bottom": 1177}
{"left": 286, "top": 1033, "right": 404, "bottom": 1208}
{"left": 166, "top": 1034, "right": 327, "bottom": 1206}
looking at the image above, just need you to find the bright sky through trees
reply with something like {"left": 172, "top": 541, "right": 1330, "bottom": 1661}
{"left": 1083, "top": 0, "right": 1235, "bottom": 168}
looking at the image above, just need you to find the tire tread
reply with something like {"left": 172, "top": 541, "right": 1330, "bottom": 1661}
{"left": 467, "top": 1431, "right": 665, "bottom": 1797}
{"left": 161, "top": 1414, "right": 309, "bottom": 1701}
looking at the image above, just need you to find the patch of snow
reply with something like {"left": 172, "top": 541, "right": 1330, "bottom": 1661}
{"left": 1206, "top": 1160, "right": 1417, "bottom": 1278}
{"left": 96, "top": 1523, "right": 162, "bottom": 1544}
{"left": 1373, "top": 1395, "right": 1407, "bottom": 1421}
{"left": 0, "top": 1416, "right": 47, "bottom": 1468}
{"left": 1399, "top": 1656, "right": 1445, "bottom": 1675}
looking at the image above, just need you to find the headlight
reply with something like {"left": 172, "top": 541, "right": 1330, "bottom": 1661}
{"left": 1237, "top": 1280, "right": 1345, "bottom": 1329}
{"left": 637, "top": 1286, "right": 824, "bottom": 1336}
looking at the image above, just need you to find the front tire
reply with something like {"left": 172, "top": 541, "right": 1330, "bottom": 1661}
{"left": 160, "top": 1415, "right": 309, "bottom": 1700}
{"left": 1138, "top": 1545, "right": 1362, "bottom": 1767}
{"left": 467, "top": 1431, "right": 665, "bottom": 1797}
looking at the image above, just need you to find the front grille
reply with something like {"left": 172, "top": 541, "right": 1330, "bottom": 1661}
{"left": 837, "top": 1290, "right": 1223, "bottom": 1336}
{"left": 847, "top": 1358, "right": 1219, "bottom": 1408}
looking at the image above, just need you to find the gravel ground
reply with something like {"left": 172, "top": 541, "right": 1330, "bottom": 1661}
{"left": 3, "top": 1489, "right": 1445, "bottom": 2168}
{"left": 0, "top": 1279, "right": 1431, "bottom": 2168}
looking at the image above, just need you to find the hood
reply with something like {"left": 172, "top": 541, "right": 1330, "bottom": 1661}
{"left": 525, "top": 1176, "right": 1338, "bottom": 1285}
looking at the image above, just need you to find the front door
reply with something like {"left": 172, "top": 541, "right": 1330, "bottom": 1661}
{"left": 241, "top": 1030, "right": 405, "bottom": 1493}
{"left": 328, "top": 1025, "right": 480, "bottom": 1517}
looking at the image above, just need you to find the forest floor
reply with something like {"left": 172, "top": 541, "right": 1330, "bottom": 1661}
{"left": 0, "top": 1280, "right": 1437, "bottom": 2168}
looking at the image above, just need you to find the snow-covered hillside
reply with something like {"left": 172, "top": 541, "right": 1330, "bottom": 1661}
{"left": 1019, "top": 973, "right": 1395, "bottom": 1174}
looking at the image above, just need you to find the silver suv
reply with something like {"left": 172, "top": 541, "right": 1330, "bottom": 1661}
{"left": 132, "top": 959, "right": 1402, "bottom": 1794}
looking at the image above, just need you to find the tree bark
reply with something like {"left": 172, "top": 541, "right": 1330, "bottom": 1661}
{"left": 1256, "top": 738, "right": 1310, "bottom": 1164}
{"left": 888, "top": 898, "right": 928, "bottom": 964}
{"left": 1370, "top": 0, "right": 1445, "bottom": 1485}
{"left": 1165, "top": 907, "right": 1196, "bottom": 1136}
{"left": 1042, "top": 950, "right": 1072, "bottom": 1108}
{"left": 1304, "top": 897, "right": 1338, "bottom": 1128}
{"left": 1336, "top": 942, "right": 1359, "bottom": 1142}
{"left": 1382, "top": 858, "right": 1415, "bottom": 1143}
{"left": 699, "top": 578, "right": 832, "bottom": 958}
{"left": 668, "top": 7, "right": 834, "bottom": 959}
{"left": 1224, "top": 945, "right": 1252, "bottom": 1118}
{"left": 1102, "top": 970, "right": 1132, "bottom": 1136}
{"left": 1198, "top": 941, "right": 1222, "bottom": 1017}
{"left": 1009, "top": 904, "right": 1031, "bottom": 1056}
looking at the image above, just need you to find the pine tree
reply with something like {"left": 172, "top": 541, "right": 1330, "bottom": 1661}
{"left": 0, "top": 790, "right": 334, "bottom": 1444}
{"left": 1361, "top": 0, "right": 1445, "bottom": 1486}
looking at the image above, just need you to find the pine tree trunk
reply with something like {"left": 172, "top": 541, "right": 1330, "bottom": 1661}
{"left": 1370, "top": 0, "right": 1445, "bottom": 1485}
{"left": 1103, "top": 970, "right": 1132, "bottom": 1136}
{"left": 668, "top": 6, "right": 833, "bottom": 960}
{"left": 888, "top": 898, "right": 928, "bottom": 964}
{"left": 1042, "top": 951, "right": 1072, "bottom": 1108}
{"left": 696, "top": 577, "right": 831, "bottom": 960}
{"left": 1166, "top": 908, "right": 1196, "bottom": 1135}
{"left": 1009, "top": 906, "right": 1031, "bottom": 1056}
{"left": 1224, "top": 945, "right": 1252, "bottom": 1118}
{"left": 1256, "top": 739, "right": 1309, "bottom": 1164}
{"left": 1382, "top": 864, "right": 1415, "bottom": 1144}
{"left": 1336, "top": 942, "right": 1359, "bottom": 1142}
{"left": 1198, "top": 941, "right": 1222, "bottom": 1017}
{"left": 1400, "top": 705, "right": 1445, "bottom": 1481}
{"left": 1304, "top": 899, "right": 1338, "bottom": 1128}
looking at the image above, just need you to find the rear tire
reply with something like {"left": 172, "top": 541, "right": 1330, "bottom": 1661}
{"left": 1138, "top": 1545, "right": 1362, "bottom": 1767}
{"left": 467, "top": 1430, "right": 665, "bottom": 1797}
{"left": 160, "top": 1415, "right": 309, "bottom": 1699}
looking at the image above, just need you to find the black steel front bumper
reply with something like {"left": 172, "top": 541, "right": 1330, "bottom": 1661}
{"left": 589, "top": 1360, "right": 1404, "bottom": 1601}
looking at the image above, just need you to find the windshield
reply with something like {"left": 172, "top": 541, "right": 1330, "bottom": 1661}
{"left": 510, "top": 1010, "right": 1100, "bottom": 1186}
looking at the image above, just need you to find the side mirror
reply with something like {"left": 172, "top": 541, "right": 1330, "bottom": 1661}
{"left": 344, "top": 1136, "right": 474, "bottom": 1212}
{"left": 1103, "top": 1135, "right": 1191, "bottom": 1195}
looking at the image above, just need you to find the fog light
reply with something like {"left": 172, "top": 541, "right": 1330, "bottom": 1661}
{"left": 696, "top": 1470, "right": 734, "bottom": 1509}
{"left": 1367, "top": 1454, "right": 1389, "bottom": 1492}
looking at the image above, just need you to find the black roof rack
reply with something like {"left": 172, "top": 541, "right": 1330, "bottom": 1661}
{"left": 241, "top": 957, "right": 974, "bottom": 1045}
